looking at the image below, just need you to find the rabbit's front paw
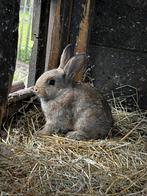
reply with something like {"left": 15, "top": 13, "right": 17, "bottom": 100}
{"left": 66, "top": 131, "right": 88, "bottom": 141}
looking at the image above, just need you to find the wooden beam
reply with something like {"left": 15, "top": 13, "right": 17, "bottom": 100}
{"left": 8, "top": 87, "right": 34, "bottom": 104}
{"left": 6, "top": 88, "right": 36, "bottom": 120}
{"left": 47, "top": 0, "right": 73, "bottom": 70}
{"left": 70, "top": 0, "right": 95, "bottom": 81}
{"left": 27, "top": 0, "right": 50, "bottom": 87}
{"left": 70, "top": 0, "right": 95, "bottom": 53}
{"left": 0, "top": 0, "right": 19, "bottom": 131}
{"left": 47, "top": 0, "right": 94, "bottom": 79}
{"left": 74, "top": 0, "right": 94, "bottom": 53}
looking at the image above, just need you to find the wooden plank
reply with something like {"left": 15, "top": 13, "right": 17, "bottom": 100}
{"left": 6, "top": 88, "right": 36, "bottom": 121}
{"left": 32, "top": 0, "right": 41, "bottom": 40}
{"left": 90, "top": 0, "right": 147, "bottom": 53}
{"left": 0, "top": 0, "right": 19, "bottom": 132}
{"left": 69, "top": 0, "right": 94, "bottom": 52}
{"left": 27, "top": 39, "right": 38, "bottom": 86}
{"left": 88, "top": 1, "right": 147, "bottom": 109}
{"left": 8, "top": 87, "right": 34, "bottom": 104}
{"left": 47, "top": 0, "right": 73, "bottom": 70}
{"left": 72, "top": 0, "right": 95, "bottom": 53}
{"left": 27, "top": 0, "right": 50, "bottom": 87}
{"left": 70, "top": 0, "right": 95, "bottom": 81}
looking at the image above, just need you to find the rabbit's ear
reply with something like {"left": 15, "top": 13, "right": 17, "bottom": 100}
{"left": 63, "top": 54, "right": 88, "bottom": 80}
{"left": 59, "top": 44, "right": 74, "bottom": 69}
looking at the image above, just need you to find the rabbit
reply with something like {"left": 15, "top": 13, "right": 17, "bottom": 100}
{"left": 34, "top": 44, "right": 113, "bottom": 140}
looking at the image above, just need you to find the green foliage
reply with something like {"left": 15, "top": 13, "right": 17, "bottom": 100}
{"left": 14, "top": 9, "right": 33, "bottom": 82}
{"left": 13, "top": 71, "right": 23, "bottom": 82}
{"left": 17, "top": 10, "right": 33, "bottom": 63}
{"left": 18, "top": 47, "right": 32, "bottom": 64}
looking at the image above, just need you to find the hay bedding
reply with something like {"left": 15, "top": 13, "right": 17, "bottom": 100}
{"left": 0, "top": 100, "right": 147, "bottom": 196}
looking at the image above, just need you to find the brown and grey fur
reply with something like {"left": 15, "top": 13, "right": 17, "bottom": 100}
{"left": 34, "top": 44, "right": 113, "bottom": 140}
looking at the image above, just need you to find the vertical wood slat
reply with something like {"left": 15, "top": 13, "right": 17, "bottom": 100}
{"left": 32, "top": 0, "right": 41, "bottom": 40}
{"left": 27, "top": 0, "right": 50, "bottom": 87}
{"left": 47, "top": 0, "right": 94, "bottom": 81}
{"left": 71, "top": 0, "right": 94, "bottom": 53}
{"left": 70, "top": 0, "right": 95, "bottom": 81}
{"left": 47, "top": 0, "right": 73, "bottom": 70}
{"left": 0, "top": 0, "right": 20, "bottom": 131}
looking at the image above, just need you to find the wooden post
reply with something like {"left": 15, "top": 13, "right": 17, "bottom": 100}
{"left": 27, "top": 0, "right": 50, "bottom": 87}
{"left": 47, "top": 0, "right": 94, "bottom": 80}
{"left": 47, "top": 0, "right": 73, "bottom": 70}
{"left": 70, "top": 0, "right": 95, "bottom": 81}
{"left": 71, "top": 0, "right": 95, "bottom": 53}
{"left": 0, "top": 0, "right": 19, "bottom": 131}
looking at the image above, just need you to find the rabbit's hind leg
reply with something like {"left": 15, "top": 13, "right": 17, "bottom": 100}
{"left": 35, "top": 124, "right": 54, "bottom": 136}
{"left": 65, "top": 131, "right": 89, "bottom": 141}
{"left": 36, "top": 124, "right": 72, "bottom": 137}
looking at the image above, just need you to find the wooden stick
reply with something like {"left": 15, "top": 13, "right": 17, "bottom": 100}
{"left": 8, "top": 87, "right": 35, "bottom": 104}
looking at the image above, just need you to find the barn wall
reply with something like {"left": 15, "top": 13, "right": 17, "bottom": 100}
{"left": 89, "top": 0, "right": 147, "bottom": 108}
{"left": 0, "top": 0, "right": 19, "bottom": 130}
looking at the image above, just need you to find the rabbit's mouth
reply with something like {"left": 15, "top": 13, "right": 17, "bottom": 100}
{"left": 33, "top": 86, "right": 40, "bottom": 96}
{"left": 33, "top": 86, "right": 47, "bottom": 98}
{"left": 33, "top": 86, "right": 56, "bottom": 101}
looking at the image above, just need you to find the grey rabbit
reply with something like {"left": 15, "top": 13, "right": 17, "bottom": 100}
{"left": 34, "top": 44, "right": 113, "bottom": 140}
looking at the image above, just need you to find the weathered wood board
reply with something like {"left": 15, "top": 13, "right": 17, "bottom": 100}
{"left": 27, "top": 0, "right": 50, "bottom": 87}
{"left": 47, "top": 0, "right": 95, "bottom": 81}
{"left": 91, "top": 0, "right": 147, "bottom": 52}
{"left": 89, "top": 0, "right": 147, "bottom": 108}
{"left": 0, "top": 0, "right": 19, "bottom": 131}
{"left": 46, "top": 0, "right": 73, "bottom": 70}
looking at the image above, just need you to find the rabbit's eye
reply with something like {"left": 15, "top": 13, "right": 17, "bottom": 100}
{"left": 48, "top": 79, "right": 55, "bottom": 85}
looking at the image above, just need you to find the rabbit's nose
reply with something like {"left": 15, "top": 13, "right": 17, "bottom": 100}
{"left": 33, "top": 86, "right": 39, "bottom": 94}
